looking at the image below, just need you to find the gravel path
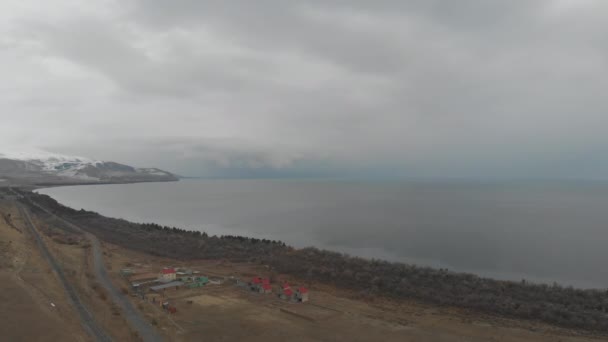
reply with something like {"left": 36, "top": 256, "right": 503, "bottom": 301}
{"left": 87, "top": 232, "right": 163, "bottom": 342}
{"left": 16, "top": 189, "right": 163, "bottom": 342}
{"left": 17, "top": 203, "right": 112, "bottom": 342}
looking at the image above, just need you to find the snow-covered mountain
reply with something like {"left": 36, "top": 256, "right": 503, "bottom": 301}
{"left": 0, "top": 149, "right": 178, "bottom": 186}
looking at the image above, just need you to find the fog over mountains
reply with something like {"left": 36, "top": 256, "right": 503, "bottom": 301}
{"left": 0, "top": 149, "right": 177, "bottom": 185}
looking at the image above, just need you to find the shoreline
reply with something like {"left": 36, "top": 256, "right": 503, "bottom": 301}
{"left": 15, "top": 188, "right": 608, "bottom": 334}
{"left": 32, "top": 181, "right": 601, "bottom": 290}
{"left": 34, "top": 180, "right": 602, "bottom": 290}
{"left": 3, "top": 178, "right": 179, "bottom": 191}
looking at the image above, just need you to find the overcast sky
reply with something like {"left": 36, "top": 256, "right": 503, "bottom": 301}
{"left": 2, "top": 0, "right": 607, "bottom": 178}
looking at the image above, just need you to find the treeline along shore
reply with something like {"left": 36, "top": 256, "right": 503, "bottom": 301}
{"left": 18, "top": 189, "right": 608, "bottom": 333}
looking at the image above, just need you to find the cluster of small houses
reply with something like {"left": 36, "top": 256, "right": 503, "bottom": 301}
{"left": 122, "top": 267, "right": 216, "bottom": 293}
{"left": 122, "top": 266, "right": 217, "bottom": 313}
{"left": 238, "top": 276, "right": 309, "bottom": 303}
{"left": 121, "top": 266, "right": 310, "bottom": 314}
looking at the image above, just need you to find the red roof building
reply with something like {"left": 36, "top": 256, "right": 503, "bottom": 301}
{"left": 279, "top": 282, "right": 294, "bottom": 300}
{"left": 160, "top": 268, "right": 177, "bottom": 281}
{"left": 161, "top": 268, "right": 176, "bottom": 274}
{"left": 250, "top": 276, "right": 272, "bottom": 293}
{"left": 296, "top": 287, "right": 309, "bottom": 302}
{"left": 261, "top": 283, "right": 272, "bottom": 293}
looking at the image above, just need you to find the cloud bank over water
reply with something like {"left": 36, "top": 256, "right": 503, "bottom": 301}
{"left": 2, "top": 0, "right": 608, "bottom": 178}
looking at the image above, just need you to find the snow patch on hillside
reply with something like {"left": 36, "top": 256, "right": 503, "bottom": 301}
{"left": 0, "top": 148, "right": 103, "bottom": 176}
{"left": 0, "top": 148, "right": 177, "bottom": 183}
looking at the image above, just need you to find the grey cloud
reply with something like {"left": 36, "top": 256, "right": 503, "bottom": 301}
{"left": 22, "top": 20, "right": 269, "bottom": 97}
{"left": 2, "top": 0, "right": 608, "bottom": 179}
{"left": 48, "top": 136, "right": 335, "bottom": 178}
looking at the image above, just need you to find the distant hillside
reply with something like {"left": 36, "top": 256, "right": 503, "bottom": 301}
{"left": 0, "top": 149, "right": 178, "bottom": 186}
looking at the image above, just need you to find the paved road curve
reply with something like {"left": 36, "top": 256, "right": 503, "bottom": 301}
{"left": 87, "top": 232, "right": 164, "bottom": 342}
{"left": 17, "top": 203, "right": 113, "bottom": 342}
{"left": 19, "top": 193, "right": 164, "bottom": 342}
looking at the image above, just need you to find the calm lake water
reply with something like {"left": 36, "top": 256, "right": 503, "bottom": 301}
{"left": 38, "top": 179, "right": 608, "bottom": 288}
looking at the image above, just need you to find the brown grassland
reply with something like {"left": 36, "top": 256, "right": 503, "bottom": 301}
{"left": 1, "top": 196, "right": 607, "bottom": 341}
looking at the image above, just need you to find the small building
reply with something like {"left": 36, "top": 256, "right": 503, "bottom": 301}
{"left": 250, "top": 277, "right": 263, "bottom": 291}
{"left": 120, "top": 268, "right": 134, "bottom": 276}
{"left": 188, "top": 282, "right": 205, "bottom": 289}
{"left": 260, "top": 283, "right": 272, "bottom": 294}
{"left": 279, "top": 282, "right": 294, "bottom": 300}
{"left": 188, "top": 276, "right": 209, "bottom": 288}
{"left": 295, "top": 287, "right": 309, "bottom": 302}
{"left": 131, "top": 279, "right": 159, "bottom": 289}
{"left": 249, "top": 277, "right": 271, "bottom": 292}
{"left": 150, "top": 281, "right": 184, "bottom": 292}
{"left": 209, "top": 277, "right": 223, "bottom": 285}
{"left": 251, "top": 278, "right": 272, "bottom": 294}
{"left": 160, "top": 268, "right": 177, "bottom": 282}
{"left": 281, "top": 288, "right": 293, "bottom": 300}
{"left": 129, "top": 272, "right": 159, "bottom": 283}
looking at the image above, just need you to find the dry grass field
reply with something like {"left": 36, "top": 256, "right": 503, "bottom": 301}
{"left": 102, "top": 240, "right": 607, "bottom": 342}
{"left": 0, "top": 200, "right": 89, "bottom": 342}
{"left": 0, "top": 199, "right": 151, "bottom": 341}
{"left": 2, "top": 195, "right": 606, "bottom": 341}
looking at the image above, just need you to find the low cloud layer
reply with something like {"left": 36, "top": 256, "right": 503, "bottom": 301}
{"left": 2, "top": 0, "right": 608, "bottom": 178}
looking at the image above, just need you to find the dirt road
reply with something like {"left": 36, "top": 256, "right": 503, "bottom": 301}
{"left": 17, "top": 203, "right": 112, "bottom": 342}
{"left": 18, "top": 192, "right": 163, "bottom": 342}
{"left": 87, "top": 232, "right": 163, "bottom": 342}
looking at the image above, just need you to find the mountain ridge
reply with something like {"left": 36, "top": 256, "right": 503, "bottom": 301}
{"left": 0, "top": 149, "right": 178, "bottom": 186}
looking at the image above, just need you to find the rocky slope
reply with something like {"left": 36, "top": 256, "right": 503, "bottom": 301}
{"left": 0, "top": 150, "right": 178, "bottom": 186}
